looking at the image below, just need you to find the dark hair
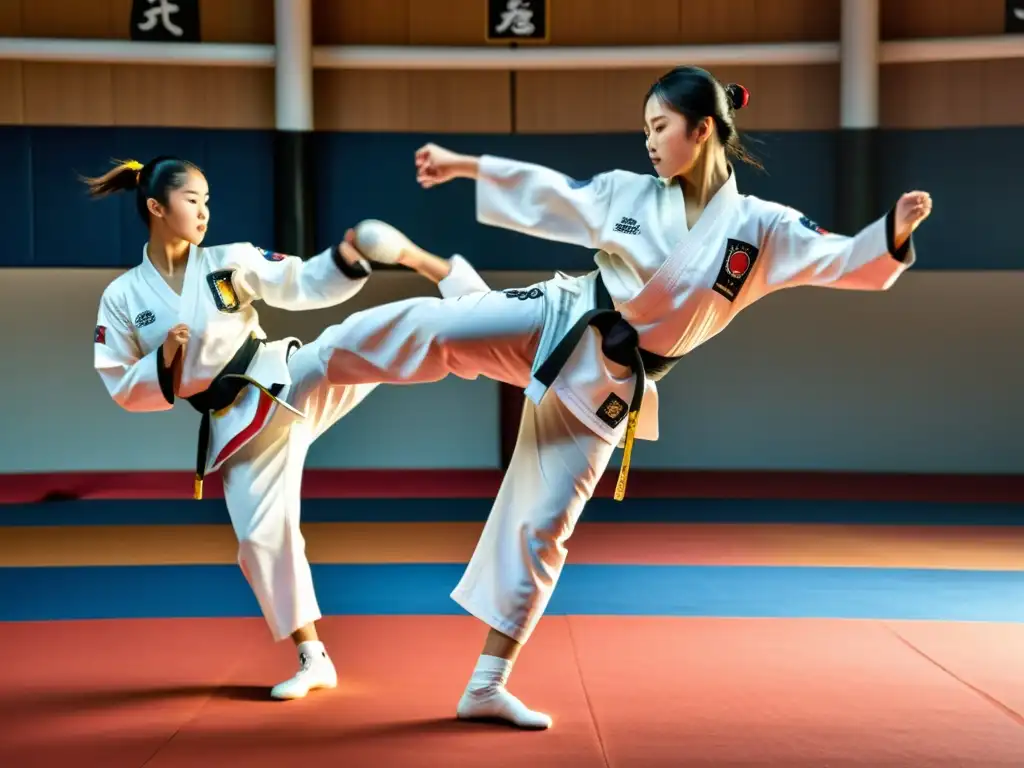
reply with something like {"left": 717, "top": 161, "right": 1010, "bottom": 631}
{"left": 81, "top": 156, "right": 203, "bottom": 224}
{"left": 645, "top": 66, "right": 762, "bottom": 170}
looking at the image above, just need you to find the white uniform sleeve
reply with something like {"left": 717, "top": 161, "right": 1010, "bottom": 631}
{"left": 230, "top": 243, "right": 371, "bottom": 311}
{"left": 475, "top": 155, "right": 623, "bottom": 249}
{"left": 93, "top": 287, "right": 176, "bottom": 413}
{"left": 437, "top": 254, "right": 490, "bottom": 298}
{"left": 759, "top": 206, "right": 915, "bottom": 294}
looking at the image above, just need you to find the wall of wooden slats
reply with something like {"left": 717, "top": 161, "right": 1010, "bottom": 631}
{"left": 0, "top": 0, "right": 1016, "bottom": 130}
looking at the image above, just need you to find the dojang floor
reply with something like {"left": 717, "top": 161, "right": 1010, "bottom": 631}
{"left": 3, "top": 496, "right": 1024, "bottom": 767}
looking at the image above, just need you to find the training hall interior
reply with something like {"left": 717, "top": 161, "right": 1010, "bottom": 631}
{"left": 1, "top": 1, "right": 1023, "bottom": 765}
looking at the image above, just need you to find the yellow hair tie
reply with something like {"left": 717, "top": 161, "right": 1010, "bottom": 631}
{"left": 114, "top": 158, "right": 144, "bottom": 184}
{"left": 124, "top": 159, "right": 143, "bottom": 183}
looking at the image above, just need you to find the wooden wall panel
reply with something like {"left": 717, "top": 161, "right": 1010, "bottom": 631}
{"left": 514, "top": 65, "right": 839, "bottom": 133}
{"left": 0, "top": 63, "right": 24, "bottom": 125}
{"left": 548, "top": 0, "right": 681, "bottom": 45}
{"left": 881, "top": 0, "right": 1004, "bottom": 39}
{"left": 0, "top": 2, "right": 22, "bottom": 36}
{"left": 314, "top": 71, "right": 511, "bottom": 132}
{"left": 19, "top": 0, "right": 132, "bottom": 38}
{"left": 22, "top": 64, "right": 116, "bottom": 126}
{"left": 881, "top": 60, "right": 1024, "bottom": 128}
{"left": 16, "top": 63, "right": 272, "bottom": 128}
{"left": 313, "top": 0, "right": 410, "bottom": 45}
{"left": 112, "top": 67, "right": 275, "bottom": 128}
{"left": 409, "top": 0, "right": 487, "bottom": 44}
{"left": 311, "top": 0, "right": 839, "bottom": 46}
{"left": 201, "top": 0, "right": 275, "bottom": 43}
{"left": 676, "top": 0, "right": 839, "bottom": 44}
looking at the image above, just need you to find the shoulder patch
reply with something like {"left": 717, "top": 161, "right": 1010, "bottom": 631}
{"left": 256, "top": 247, "right": 286, "bottom": 262}
{"left": 94, "top": 325, "right": 107, "bottom": 345}
{"left": 798, "top": 215, "right": 830, "bottom": 235}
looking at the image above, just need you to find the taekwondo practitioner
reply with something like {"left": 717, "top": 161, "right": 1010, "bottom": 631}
{"left": 322, "top": 66, "right": 933, "bottom": 729}
{"left": 319, "top": 65, "right": 933, "bottom": 729}
{"left": 86, "top": 156, "right": 490, "bottom": 701}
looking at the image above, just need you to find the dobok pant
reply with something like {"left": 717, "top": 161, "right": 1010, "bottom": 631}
{"left": 216, "top": 256, "right": 490, "bottom": 642}
{"left": 219, "top": 346, "right": 377, "bottom": 642}
{"left": 316, "top": 285, "right": 618, "bottom": 644}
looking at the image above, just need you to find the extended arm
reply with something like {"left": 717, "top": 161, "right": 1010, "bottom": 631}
{"left": 414, "top": 143, "right": 625, "bottom": 249}
{"left": 231, "top": 243, "right": 372, "bottom": 311}
{"left": 755, "top": 203, "right": 919, "bottom": 296}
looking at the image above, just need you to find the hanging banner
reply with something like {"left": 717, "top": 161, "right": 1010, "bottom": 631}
{"left": 131, "top": 0, "right": 201, "bottom": 43}
{"left": 1007, "top": 0, "right": 1024, "bottom": 33}
{"left": 486, "top": 0, "right": 549, "bottom": 44}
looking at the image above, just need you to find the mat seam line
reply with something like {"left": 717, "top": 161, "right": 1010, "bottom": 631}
{"left": 136, "top": 636, "right": 260, "bottom": 767}
{"left": 883, "top": 622, "right": 1024, "bottom": 729}
{"left": 566, "top": 616, "right": 612, "bottom": 768}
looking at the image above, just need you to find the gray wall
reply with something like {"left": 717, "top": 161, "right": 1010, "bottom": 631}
{"left": 2, "top": 268, "right": 1021, "bottom": 475}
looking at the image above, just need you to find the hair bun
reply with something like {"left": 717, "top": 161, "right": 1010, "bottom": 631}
{"left": 725, "top": 83, "right": 749, "bottom": 111}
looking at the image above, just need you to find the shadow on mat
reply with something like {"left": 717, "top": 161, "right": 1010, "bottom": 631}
{"left": 0, "top": 683, "right": 271, "bottom": 713}
{"left": 336, "top": 718, "right": 525, "bottom": 740}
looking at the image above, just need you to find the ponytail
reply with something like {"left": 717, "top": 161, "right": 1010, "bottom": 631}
{"left": 80, "top": 155, "right": 200, "bottom": 224}
{"left": 80, "top": 159, "right": 144, "bottom": 199}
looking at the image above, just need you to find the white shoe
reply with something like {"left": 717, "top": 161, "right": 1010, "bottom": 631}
{"left": 352, "top": 219, "right": 415, "bottom": 265}
{"left": 270, "top": 649, "right": 338, "bottom": 700}
{"left": 456, "top": 685, "right": 553, "bottom": 730}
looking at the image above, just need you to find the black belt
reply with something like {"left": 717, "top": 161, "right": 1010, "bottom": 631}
{"left": 184, "top": 333, "right": 284, "bottom": 500}
{"left": 534, "top": 274, "right": 682, "bottom": 500}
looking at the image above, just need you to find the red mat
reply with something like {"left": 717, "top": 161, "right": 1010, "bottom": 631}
{"left": 1, "top": 616, "right": 1023, "bottom": 767}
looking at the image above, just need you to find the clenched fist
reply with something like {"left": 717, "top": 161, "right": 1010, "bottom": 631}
{"left": 893, "top": 191, "right": 932, "bottom": 250}
{"left": 162, "top": 323, "right": 190, "bottom": 368}
{"left": 415, "top": 143, "right": 479, "bottom": 188}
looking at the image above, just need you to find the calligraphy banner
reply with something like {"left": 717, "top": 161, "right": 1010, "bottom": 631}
{"left": 1008, "top": 0, "right": 1024, "bottom": 33}
{"left": 486, "top": 0, "right": 549, "bottom": 43}
{"left": 130, "top": 0, "right": 201, "bottom": 42}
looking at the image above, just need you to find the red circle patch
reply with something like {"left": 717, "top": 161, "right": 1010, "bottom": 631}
{"left": 726, "top": 250, "right": 750, "bottom": 278}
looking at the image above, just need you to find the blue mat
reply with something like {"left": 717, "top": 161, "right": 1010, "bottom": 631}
{"left": 4, "top": 564, "right": 1024, "bottom": 623}
{"left": 3, "top": 497, "right": 1024, "bottom": 526}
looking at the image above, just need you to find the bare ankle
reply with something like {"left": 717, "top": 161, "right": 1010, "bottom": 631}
{"left": 482, "top": 628, "right": 521, "bottom": 663}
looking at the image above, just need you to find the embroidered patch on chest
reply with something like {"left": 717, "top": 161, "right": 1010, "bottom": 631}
{"left": 207, "top": 270, "right": 241, "bottom": 312}
{"left": 712, "top": 239, "right": 760, "bottom": 303}
{"left": 613, "top": 217, "right": 641, "bottom": 236}
{"left": 503, "top": 287, "right": 544, "bottom": 300}
{"left": 134, "top": 310, "right": 156, "bottom": 328}
{"left": 596, "top": 393, "right": 629, "bottom": 429}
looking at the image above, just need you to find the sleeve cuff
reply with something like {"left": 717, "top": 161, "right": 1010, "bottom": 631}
{"left": 333, "top": 245, "right": 372, "bottom": 279}
{"left": 155, "top": 347, "right": 176, "bottom": 405}
{"left": 885, "top": 207, "right": 913, "bottom": 264}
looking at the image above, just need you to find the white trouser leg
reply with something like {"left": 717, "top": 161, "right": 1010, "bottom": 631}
{"left": 218, "top": 346, "right": 379, "bottom": 642}
{"left": 220, "top": 414, "right": 318, "bottom": 643}
{"left": 315, "top": 287, "right": 544, "bottom": 389}
{"left": 451, "top": 393, "right": 616, "bottom": 645}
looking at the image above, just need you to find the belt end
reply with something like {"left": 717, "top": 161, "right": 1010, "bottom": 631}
{"left": 193, "top": 476, "right": 204, "bottom": 501}
{"left": 613, "top": 411, "right": 640, "bottom": 502}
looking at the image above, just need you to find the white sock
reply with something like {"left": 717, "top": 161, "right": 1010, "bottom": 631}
{"left": 457, "top": 654, "right": 552, "bottom": 729}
